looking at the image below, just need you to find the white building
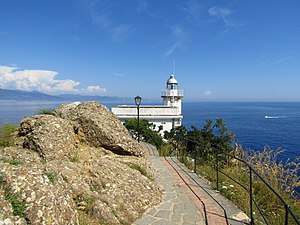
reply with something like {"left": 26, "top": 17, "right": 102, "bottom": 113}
{"left": 111, "top": 73, "right": 183, "bottom": 134}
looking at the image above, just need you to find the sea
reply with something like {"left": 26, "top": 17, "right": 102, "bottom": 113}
{"left": 0, "top": 101, "right": 300, "bottom": 161}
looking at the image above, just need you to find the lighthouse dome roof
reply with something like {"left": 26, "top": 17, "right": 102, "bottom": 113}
{"left": 167, "top": 74, "right": 178, "bottom": 84}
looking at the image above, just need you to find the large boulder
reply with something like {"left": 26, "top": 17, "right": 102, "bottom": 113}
{"left": 0, "top": 146, "right": 161, "bottom": 225}
{"left": 18, "top": 115, "right": 77, "bottom": 161}
{"left": 0, "top": 101, "right": 162, "bottom": 225}
{"left": 55, "top": 101, "right": 145, "bottom": 156}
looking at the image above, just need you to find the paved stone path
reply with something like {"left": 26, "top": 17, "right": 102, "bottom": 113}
{"left": 133, "top": 155, "right": 206, "bottom": 225}
{"left": 133, "top": 143, "right": 249, "bottom": 225}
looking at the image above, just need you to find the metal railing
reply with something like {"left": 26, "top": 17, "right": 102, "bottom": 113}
{"left": 175, "top": 136, "right": 300, "bottom": 225}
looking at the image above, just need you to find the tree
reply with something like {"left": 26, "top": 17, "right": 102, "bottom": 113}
{"left": 123, "top": 118, "right": 164, "bottom": 148}
{"left": 164, "top": 118, "right": 234, "bottom": 160}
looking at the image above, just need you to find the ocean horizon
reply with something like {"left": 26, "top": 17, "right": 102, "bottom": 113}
{"left": 1, "top": 100, "right": 299, "bottom": 161}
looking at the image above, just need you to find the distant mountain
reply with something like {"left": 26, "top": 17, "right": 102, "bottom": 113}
{"left": 0, "top": 88, "right": 130, "bottom": 103}
{"left": 56, "top": 94, "right": 129, "bottom": 103}
{"left": 0, "top": 89, "right": 63, "bottom": 101}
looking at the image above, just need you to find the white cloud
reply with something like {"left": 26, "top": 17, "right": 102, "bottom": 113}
{"left": 84, "top": 85, "right": 107, "bottom": 94}
{"left": 0, "top": 65, "right": 107, "bottom": 95}
{"left": 164, "top": 26, "right": 189, "bottom": 57}
{"left": 204, "top": 90, "right": 212, "bottom": 97}
{"left": 208, "top": 6, "right": 233, "bottom": 27}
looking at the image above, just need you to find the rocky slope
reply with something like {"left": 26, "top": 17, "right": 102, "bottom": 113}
{"left": 0, "top": 101, "right": 162, "bottom": 225}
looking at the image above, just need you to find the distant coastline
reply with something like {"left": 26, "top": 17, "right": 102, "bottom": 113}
{"left": 0, "top": 88, "right": 130, "bottom": 103}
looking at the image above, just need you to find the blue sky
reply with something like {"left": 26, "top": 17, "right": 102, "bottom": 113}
{"left": 0, "top": 0, "right": 300, "bottom": 101}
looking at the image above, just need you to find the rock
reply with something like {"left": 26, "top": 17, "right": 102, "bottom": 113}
{"left": 0, "top": 101, "right": 162, "bottom": 225}
{"left": 231, "top": 212, "right": 251, "bottom": 223}
{"left": 54, "top": 101, "right": 146, "bottom": 156}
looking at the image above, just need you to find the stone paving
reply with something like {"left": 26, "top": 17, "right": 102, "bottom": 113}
{"left": 133, "top": 143, "right": 250, "bottom": 225}
{"left": 133, "top": 155, "right": 206, "bottom": 225}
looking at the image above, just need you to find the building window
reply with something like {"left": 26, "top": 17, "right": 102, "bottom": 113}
{"left": 161, "top": 122, "right": 166, "bottom": 124}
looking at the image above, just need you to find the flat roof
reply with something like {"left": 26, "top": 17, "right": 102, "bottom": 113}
{"left": 112, "top": 105, "right": 176, "bottom": 108}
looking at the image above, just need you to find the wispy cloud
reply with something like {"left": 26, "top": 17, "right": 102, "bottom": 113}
{"left": 111, "top": 24, "right": 134, "bottom": 42}
{"left": 112, "top": 72, "right": 127, "bottom": 77}
{"left": 204, "top": 90, "right": 213, "bottom": 97}
{"left": 182, "top": 0, "right": 203, "bottom": 22}
{"left": 164, "top": 26, "right": 189, "bottom": 57}
{"left": 256, "top": 53, "right": 293, "bottom": 67}
{"left": 208, "top": 6, "right": 233, "bottom": 27}
{"left": 84, "top": 0, "right": 135, "bottom": 42}
{"left": 0, "top": 65, "right": 107, "bottom": 95}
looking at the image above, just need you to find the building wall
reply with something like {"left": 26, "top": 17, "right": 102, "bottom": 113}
{"left": 112, "top": 106, "right": 180, "bottom": 116}
{"left": 111, "top": 106, "right": 182, "bottom": 134}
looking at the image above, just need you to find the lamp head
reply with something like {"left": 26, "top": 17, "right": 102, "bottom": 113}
{"left": 134, "top": 95, "right": 142, "bottom": 106}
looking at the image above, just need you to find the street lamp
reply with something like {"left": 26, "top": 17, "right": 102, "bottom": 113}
{"left": 134, "top": 95, "right": 142, "bottom": 142}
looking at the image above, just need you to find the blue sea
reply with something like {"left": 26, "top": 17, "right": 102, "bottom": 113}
{"left": 182, "top": 102, "right": 300, "bottom": 161}
{"left": 0, "top": 101, "right": 299, "bottom": 160}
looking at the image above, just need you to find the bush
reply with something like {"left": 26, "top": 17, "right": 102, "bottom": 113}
{"left": 5, "top": 193, "right": 26, "bottom": 217}
{"left": 43, "top": 171, "right": 58, "bottom": 183}
{"left": 166, "top": 119, "right": 300, "bottom": 224}
{"left": 0, "top": 124, "right": 18, "bottom": 147}
{"left": 38, "top": 108, "right": 54, "bottom": 115}
{"left": 124, "top": 118, "right": 163, "bottom": 148}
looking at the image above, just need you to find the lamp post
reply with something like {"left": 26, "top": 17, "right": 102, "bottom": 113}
{"left": 134, "top": 95, "right": 142, "bottom": 142}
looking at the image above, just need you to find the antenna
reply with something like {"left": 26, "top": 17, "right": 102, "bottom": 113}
{"left": 172, "top": 59, "right": 176, "bottom": 74}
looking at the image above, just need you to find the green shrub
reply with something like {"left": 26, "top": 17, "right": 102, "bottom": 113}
{"left": 0, "top": 124, "right": 18, "bottom": 147}
{"left": 76, "top": 194, "right": 95, "bottom": 216}
{"left": 0, "top": 174, "right": 3, "bottom": 186}
{"left": 5, "top": 193, "right": 26, "bottom": 217}
{"left": 0, "top": 158, "right": 23, "bottom": 165}
{"left": 38, "top": 108, "right": 54, "bottom": 115}
{"left": 124, "top": 118, "right": 164, "bottom": 148}
{"left": 168, "top": 119, "right": 300, "bottom": 224}
{"left": 43, "top": 171, "right": 58, "bottom": 183}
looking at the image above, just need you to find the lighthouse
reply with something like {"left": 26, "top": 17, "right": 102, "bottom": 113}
{"left": 111, "top": 72, "right": 184, "bottom": 134}
{"left": 161, "top": 73, "right": 184, "bottom": 114}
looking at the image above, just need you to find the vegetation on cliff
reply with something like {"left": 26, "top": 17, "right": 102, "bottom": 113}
{"left": 124, "top": 118, "right": 164, "bottom": 148}
{"left": 163, "top": 119, "right": 300, "bottom": 224}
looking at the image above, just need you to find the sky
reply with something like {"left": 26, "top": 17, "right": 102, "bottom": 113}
{"left": 0, "top": 0, "right": 300, "bottom": 101}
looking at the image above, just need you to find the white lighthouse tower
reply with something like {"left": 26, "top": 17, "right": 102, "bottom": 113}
{"left": 111, "top": 72, "right": 184, "bottom": 133}
{"left": 161, "top": 73, "right": 184, "bottom": 114}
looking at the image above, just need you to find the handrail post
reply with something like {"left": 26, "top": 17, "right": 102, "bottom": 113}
{"left": 194, "top": 146, "right": 197, "bottom": 173}
{"left": 249, "top": 167, "right": 254, "bottom": 225}
{"left": 284, "top": 204, "right": 289, "bottom": 225}
{"left": 216, "top": 149, "right": 219, "bottom": 191}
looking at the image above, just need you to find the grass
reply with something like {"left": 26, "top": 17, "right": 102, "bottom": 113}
{"left": 130, "top": 163, "right": 153, "bottom": 180}
{"left": 0, "top": 174, "right": 3, "bottom": 186}
{"left": 43, "top": 171, "right": 58, "bottom": 183}
{"left": 5, "top": 192, "right": 26, "bottom": 217}
{"left": 69, "top": 151, "right": 80, "bottom": 162}
{"left": 0, "top": 157, "right": 23, "bottom": 165}
{"left": 175, "top": 144, "right": 300, "bottom": 224}
{"left": 0, "top": 172, "right": 27, "bottom": 218}
{"left": 37, "top": 108, "right": 54, "bottom": 115}
{"left": 0, "top": 124, "right": 18, "bottom": 147}
{"left": 75, "top": 194, "right": 95, "bottom": 216}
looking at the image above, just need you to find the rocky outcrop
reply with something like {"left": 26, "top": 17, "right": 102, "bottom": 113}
{"left": 54, "top": 101, "right": 145, "bottom": 156}
{"left": 0, "top": 101, "right": 161, "bottom": 225}
{"left": 19, "top": 115, "right": 77, "bottom": 161}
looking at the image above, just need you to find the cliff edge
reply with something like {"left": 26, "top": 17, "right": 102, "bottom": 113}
{"left": 0, "top": 101, "right": 162, "bottom": 225}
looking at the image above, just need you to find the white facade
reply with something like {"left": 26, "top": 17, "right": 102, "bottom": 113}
{"left": 111, "top": 73, "right": 183, "bottom": 134}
